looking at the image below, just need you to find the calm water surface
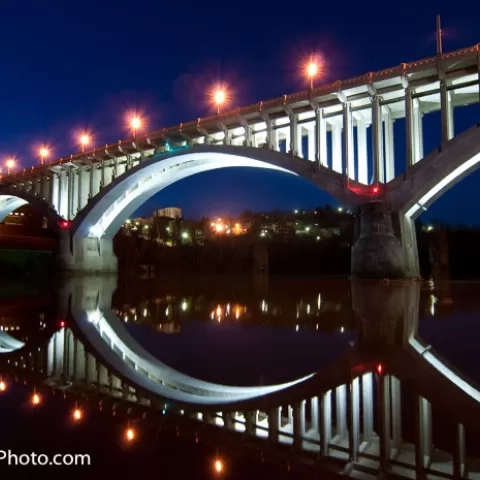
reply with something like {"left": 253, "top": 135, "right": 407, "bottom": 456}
{"left": 0, "top": 275, "right": 479, "bottom": 478}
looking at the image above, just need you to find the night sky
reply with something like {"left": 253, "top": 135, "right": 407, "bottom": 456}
{"left": 0, "top": 2, "right": 479, "bottom": 224}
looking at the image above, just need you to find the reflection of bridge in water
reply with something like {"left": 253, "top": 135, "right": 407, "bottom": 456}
{"left": 1, "top": 278, "right": 480, "bottom": 478}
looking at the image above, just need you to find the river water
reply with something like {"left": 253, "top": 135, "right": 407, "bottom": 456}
{"left": 0, "top": 274, "right": 479, "bottom": 478}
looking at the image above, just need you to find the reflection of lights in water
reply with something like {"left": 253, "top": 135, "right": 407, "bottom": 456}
{"left": 125, "top": 427, "right": 135, "bottom": 442}
{"left": 143, "top": 308, "right": 148, "bottom": 317}
{"left": 429, "top": 294, "right": 437, "bottom": 316}
{"left": 73, "top": 408, "right": 83, "bottom": 421}
{"left": 32, "top": 393, "right": 41, "bottom": 406}
{"left": 214, "top": 459, "right": 224, "bottom": 474}
{"left": 261, "top": 300, "right": 267, "bottom": 312}
{"left": 317, "top": 293, "right": 322, "bottom": 309}
{"left": 306, "top": 304, "right": 311, "bottom": 314}
{"left": 340, "top": 326, "right": 344, "bottom": 333}
{"left": 181, "top": 300, "right": 188, "bottom": 312}
{"left": 0, "top": 380, "right": 6, "bottom": 392}
{"left": 210, "top": 304, "right": 246, "bottom": 322}
{"left": 165, "top": 307, "right": 169, "bottom": 316}
{"left": 295, "top": 324, "right": 299, "bottom": 332}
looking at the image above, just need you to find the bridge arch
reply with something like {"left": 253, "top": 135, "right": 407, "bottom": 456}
{"left": 72, "top": 145, "right": 357, "bottom": 239}
{"left": 389, "top": 123, "right": 480, "bottom": 219}
{"left": 61, "top": 145, "right": 359, "bottom": 272}
{"left": 0, "top": 185, "right": 63, "bottom": 231}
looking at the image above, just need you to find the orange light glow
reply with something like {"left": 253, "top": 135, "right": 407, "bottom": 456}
{"left": 73, "top": 408, "right": 83, "bottom": 421}
{"left": 0, "top": 380, "right": 6, "bottom": 392}
{"left": 32, "top": 393, "right": 41, "bottom": 405}
{"left": 372, "top": 186, "right": 379, "bottom": 193}
{"left": 214, "top": 459, "right": 224, "bottom": 474}
{"left": 39, "top": 147, "right": 50, "bottom": 158}
{"left": 210, "top": 84, "right": 230, "bottom": 114}
{"left": 80, "top": 134, "right": 90, "bottom": 148}
{"left": 303, "top": 55, "right": 325, "bottom": 88}
{"left": 6, "top": 158, "right": 15, "bottom": 169}
{"left": 131, "top": 117, "right": 141, "bottom": 130}
{"left": 125, "top": 427, "right": 135, "bottom": 441}
{"left": 215, "top": 223, "right": 224, "bottom": 232}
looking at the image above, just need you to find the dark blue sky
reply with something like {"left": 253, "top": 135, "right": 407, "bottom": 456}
{"left": 0, "top": 2, "right": 479, "bottom": 223}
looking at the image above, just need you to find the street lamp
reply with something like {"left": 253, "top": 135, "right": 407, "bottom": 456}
{"left": 79, "top": 134, "right": 90, "bottom": 153}
{"left": 39, "top": 147, "right": 50, "bottom": 165}
{"left": 211, "top": 85, "right": 228, "bottom": 115}
{"left": 304, "top": 56, "right": 323, "bottom": 90}
{"left": 130, "top": 116, "right": 142, "bottom": 138}
{"left": 5, "top": 157, "right": 15, "bottom": 174}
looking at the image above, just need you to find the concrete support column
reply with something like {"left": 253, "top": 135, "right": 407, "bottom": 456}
{"left": 223, "top": 130, "right": 232, "bottom": 146}
{"left": 362, "top": 372, "right": 374, "bottom": 443}
{"left": 343, "top": 103, "right": 355, "bottom": 180}
{"left": 320, "top": 390, "right": 332, "bottom": 455}
{"left": 351, "top": 202, "right": 409, "bottom": 279}
{"left": 243, "top": 124, "right": 252, "bottom": 147}
{"left": 50, "top": 173, "right": 58, "bottom": 210}
{"left": 77, "top": 169, "right": 82, "bottom": 213}
{"left": 307, "top": 126, "right": 315, "bottom": 161}
{"left": 384, "top": 110, "right": 395, "bottom": 182}
{"left": 268, "top": 407, "right": 281, "bottom": 443}
{"left": 390, "top": 376, "right": 402, "bottom": 450}
{"left": 440, "top": 80, "right": 454, "bottom": 142}
{"left": 315, "top": 108, "right": 327, "bottom": 167}
{"left": 413, "top": 103, "right": 424, "bottom": 162}
{"left": 348, "top": 377, "right": 360, "bottom": 461}
{"left": 453, "top": 423, "right": 466, "bottom": 478}
{"left": 335, "top": 384, "right": 347, "bottom": 439}
{"left": 356, "top": 118, "right": 368, "bottom": 184}
{"left": 405, "top": 87, "right": 415, "bottom": 168}
{"left": 265, "top": 116, "right": 278, "bottom": 151}
{"left": 310, "top": 396, "right": 319, "bottom": 434}
{"left": 414, "top": 396, "right": 432, "bottom": 475}
{"left": 89, "top": 164, "right": 94, "bottom": 199}
{"left": 58, "top": 231, "right": 118, "bottom": 273}
{"left": 331, "top": 121, "right": 342, "bottom": 173}
{"left": 379, "top": 374, "right": 391, "bottom": 471}
{"left": 293, "top": 401, "right": 305, "bottom": 448}
{"left": 372, "top": 96, "right": 384, "bottom": 183}
{"left": 289, "top": 113, "right": 298, "bottom": 156}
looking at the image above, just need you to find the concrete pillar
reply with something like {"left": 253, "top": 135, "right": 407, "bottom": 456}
{"left": 307, "top": 126, "right": 315, "bottom": 161}
{"left": 390, "top": 376, "right": 402, "bottom": 450}
{"left": 348, "top": 377, "right": 360, "bottom": 461}
{"left": 440, "top": 80, "right": 454, "bottom": 142}
{"left": 372, "top": 96, "right": 384, "bottom": 183}
{"left": 384, "top": 109, "right": 395, "bottom": 182}
{"left": 414, "top": 396, "right": 432, "bottom": 475}
{"left": 268, "top": 407, "right": 281, "bottom": 443}
{"left": 405, "top": 87, "right": 415, "bottom": 168}
{"left": 50, "top": 173, "right": 59, "bottom": 210}
{"left": 379, "top": 375, "right": 391, "bottom": 471}
{"left": 289, "top": 113, "right": 299, "bottom": 156}
{"left": 265, "top": 116, "right": 278, "bottom": 151}
{"left": 57, "top": 230, "right": 118, "bottom": 273}
{"left": 413, "top": 103, "right": 424, "bottom": 162}
{"left": 320, "top": 390, "right": 332, "bottom": 455}
{"left": 453, "top": 423, "right": 466, "bottom": 478}
{"left": 335, "top": 384, "right": 347, "bottom": 439}
{"left": 351, "top": 202, "right": 409, "bottom": 279}
{"left": 362, "top": 372, "right": 374, "bottom": 443}
{"left": 315, "top": 108, "right": 327, "bottom": 167}
{"left": 356, "top": 118, "right": 368, "bottom": 184}
{"left": 331, "top": 121, "right": 342, "bottom": 173}
{"left": 343, "top": 103, "right": 355, "bottom": 180}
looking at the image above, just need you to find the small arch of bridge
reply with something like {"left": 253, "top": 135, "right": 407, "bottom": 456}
{"left": 0, "top": 185, "right": 63, "bottom": 231}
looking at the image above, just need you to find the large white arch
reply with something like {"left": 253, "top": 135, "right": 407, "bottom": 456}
{"left": 0, "top": 331, "right": 25, "bottom": 353}
{"left": 72, "top": 145, "right": 359, "bottom": 239}
{"left": 388, "top": 123, "right": 480, "bottom": 220}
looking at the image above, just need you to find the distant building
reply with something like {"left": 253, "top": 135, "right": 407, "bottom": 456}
{"left": 154, "top": 207, "right": 182, "bottom": 219}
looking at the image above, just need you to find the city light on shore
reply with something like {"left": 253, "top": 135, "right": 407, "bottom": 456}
{"left": 39, "top": 147, "right": 50, "bottom": 164}
{"left": 5, "top": 157, "right": 16, "bottom": 174}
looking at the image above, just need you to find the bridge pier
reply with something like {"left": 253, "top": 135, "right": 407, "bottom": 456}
{"left": 351, "top": 201, "right": 419, "bottom": 279}
{"left": 57, "top": 230, "right": 118, "bottom": 274}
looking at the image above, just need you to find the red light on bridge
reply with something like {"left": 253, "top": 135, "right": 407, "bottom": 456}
{"left": 60, "top": 220, "right": 70, "bottom": 229}
{"left": 372, "top": 186, "right": 379, "bottom": 193}
{"left": 59, "top": 321, "right": 66, "bottom": 328}
{"left": 376, "top": 364, "right": 383, "bottom": 375}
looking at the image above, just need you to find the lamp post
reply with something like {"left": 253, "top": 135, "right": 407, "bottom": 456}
{"left": 80, "top": 134, "right": 90, "bottom": 153}
{"left": 39, "top": 147, "right": 50, "bottom": 165}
